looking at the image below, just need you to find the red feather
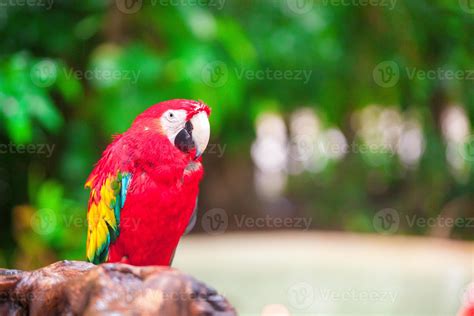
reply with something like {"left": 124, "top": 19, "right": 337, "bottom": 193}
{"left": 86, "top": 99, "right": 210, "bottom": 266}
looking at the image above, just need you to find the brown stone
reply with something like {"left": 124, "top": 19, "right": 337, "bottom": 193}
{"left": 0, "top": 260, "right": 235, "bottom": 316}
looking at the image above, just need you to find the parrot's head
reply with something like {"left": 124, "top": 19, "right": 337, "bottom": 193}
{"left": 130, "top": 99, "right": 211, "bottom": 161}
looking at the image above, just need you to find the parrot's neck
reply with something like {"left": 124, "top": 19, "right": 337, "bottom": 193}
{"left": 122, "top": 131, "right": 201, "bottom": 185}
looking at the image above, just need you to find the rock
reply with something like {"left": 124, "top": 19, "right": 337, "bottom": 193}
{"left": 0, "top": 260, "right": 236, "bottom": 316}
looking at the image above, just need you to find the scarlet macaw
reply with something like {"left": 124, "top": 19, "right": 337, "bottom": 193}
{"left": 85, "top": 99, "right": 210, "bottom": 266}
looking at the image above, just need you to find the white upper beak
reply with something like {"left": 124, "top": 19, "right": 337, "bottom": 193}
{"left": 190, "top": 111, "right": 210, "bottom": 158}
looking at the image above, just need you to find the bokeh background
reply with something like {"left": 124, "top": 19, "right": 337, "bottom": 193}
{"left": 0, "top": 0, "right": 473, "bottom": 315}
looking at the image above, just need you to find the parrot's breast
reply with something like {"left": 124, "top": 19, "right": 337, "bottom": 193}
{"left": 108, "top": 166, "right": 202, "bottom": 266}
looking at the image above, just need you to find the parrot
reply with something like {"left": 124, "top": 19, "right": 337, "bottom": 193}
{"left": 85, "top": 99, "right": 211, "bottom": 266}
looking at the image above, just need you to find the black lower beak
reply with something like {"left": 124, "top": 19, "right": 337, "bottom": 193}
{"left": 174, "top": 121, "right": 195, "bottom": 153}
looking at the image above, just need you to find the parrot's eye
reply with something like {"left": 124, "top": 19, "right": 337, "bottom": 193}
{"left": 166, "top": 111, "right": 177, "bottom": 122}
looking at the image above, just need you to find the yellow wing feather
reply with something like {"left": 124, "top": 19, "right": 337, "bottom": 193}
{"left": 86, "top": 172, "right": 129, "bottom": 264}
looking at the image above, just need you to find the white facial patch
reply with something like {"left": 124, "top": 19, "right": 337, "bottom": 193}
{"left": 160, "top": 109, "right": 188, "bottom": 144}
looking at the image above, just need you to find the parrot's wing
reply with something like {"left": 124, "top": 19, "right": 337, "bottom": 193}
{"left": 184, "top": 197, "right": 198, "bottom": 235}
{"left": 169, "top": 198, "right": 198, "bottom": 265}
{"left": 85, "top": 172, "right": 132, "bottom": 264}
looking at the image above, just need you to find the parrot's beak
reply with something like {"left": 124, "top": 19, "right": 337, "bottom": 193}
{"left": 190, "top": 111, "right": 210, "bottom": 159}
{"left": 174, "top": 111, "right": 210, "bottom": 159}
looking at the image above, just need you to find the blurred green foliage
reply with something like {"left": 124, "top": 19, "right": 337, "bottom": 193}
{"left": 0, "top": 0, "right": 473, "bottom": 268}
